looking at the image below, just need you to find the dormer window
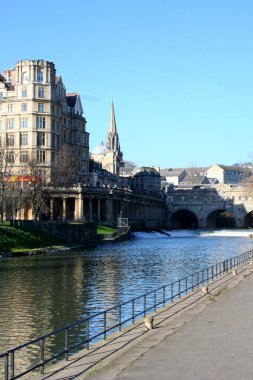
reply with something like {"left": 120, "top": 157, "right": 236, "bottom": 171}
{"left": 22, "top": 72, "right": 29, "bottom": 83}
{"left": 37, "top": 70, "right": 43, "bottom": 83}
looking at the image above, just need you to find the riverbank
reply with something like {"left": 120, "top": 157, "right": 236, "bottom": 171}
{"left": 0, "top": 223, "right": 118, "bottom": 258}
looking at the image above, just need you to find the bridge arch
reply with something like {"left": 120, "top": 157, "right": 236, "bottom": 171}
{"left": 171, "top": 209, "right": 198, "bottom": 229}
{"left": 206, "top": 209, "right": 236, "bottom": 228}
{"left": 244, "top": 211, "right": 253, "bottom": 228}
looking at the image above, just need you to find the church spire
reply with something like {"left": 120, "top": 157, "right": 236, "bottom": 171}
{"left": 108, "top": 100, "right": 117, "bottom": 136}
{"left": 107, "top": 100, "right": 120, "bottom": 152}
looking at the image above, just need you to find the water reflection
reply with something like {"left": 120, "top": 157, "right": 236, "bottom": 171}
{"left": 0, "top": 231, "right": 253, "bottom": 376}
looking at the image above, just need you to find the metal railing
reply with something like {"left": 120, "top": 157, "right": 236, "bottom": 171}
{"left": 1, "top": 249, "right": 253, "bottom": 379}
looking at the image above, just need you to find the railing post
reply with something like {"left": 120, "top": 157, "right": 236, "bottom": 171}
{"left": 40, "top": 338, "right": 44, "bottom": 374}
{"left": 202, "top": 269, "right": 204, "bottom": 285}
{"left": 185, "top": 277, "right": 188, "bottom": 294}
{"left": 86, "top": 319, "right": 89, "bottom": 349}
{"left": 119, "top": 305, "right": 122, "bottom": 331}
{"left": 211, "top": 266, "right": 214, "bottom": 281}
{"left": 163, "top": 286, "right": 166, "bottom": 307}
{"left": 197, "top": 272, "right": 199, "bottom": 287}
{"left": 178, "top": 280, "right": 181, "bottom": 298}
{"left": 144, "top": 295, "right": 147, "bottom": 317}
{"left": 154, "top": 291, "right": 157, "bottom": 312}
{"left": 10, "top": 351, "right": 14, "bottom": 380}
{"left": 104, "top": 311, "right": 107, "bottom": 340}
{"left": 132, "top": 299, "right": 135, "bottom": 324}
{"left": 191, "top": 274, "right": 194, "bottom": 291}
{"left": 65, "top": 328, "right": 68, "bottom": 361}
{"left": 171, "top": 283, "right": 174, "bottom": 302}
{"left": 4, "top": 353, "right": 9, "bottom": 380}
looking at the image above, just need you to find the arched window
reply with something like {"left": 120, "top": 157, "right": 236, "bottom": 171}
{"left": 22, "top": 72, "right": 29, "bottom": 83}
{"left": 37, "top": 70, "right": 43, "bottom": 83}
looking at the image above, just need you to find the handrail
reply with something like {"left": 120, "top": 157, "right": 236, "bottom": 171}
{"left": 1, "top": 249, "right": 252, "bottom": 379}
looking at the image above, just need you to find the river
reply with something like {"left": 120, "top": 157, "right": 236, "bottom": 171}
{"left": 0, "top": 229, "right": 253, "bottom": 376}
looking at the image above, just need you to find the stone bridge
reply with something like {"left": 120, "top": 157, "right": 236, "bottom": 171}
{"left": 166, "top": 185, "right": 253, "bottom": 229}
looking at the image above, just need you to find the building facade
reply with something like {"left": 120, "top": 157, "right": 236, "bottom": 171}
{"left": 0, "top": 59, "right": 89, "bottom": 183}
{"left": 206, "top": 164, "right": 252, "bottom": 184}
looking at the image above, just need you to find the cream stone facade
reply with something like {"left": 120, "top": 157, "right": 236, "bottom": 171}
{"left": 207, "top": 164, "right": 252, "bottom": 184}
{"left": 0, "top": 59, "right": 89, "bottom": 182}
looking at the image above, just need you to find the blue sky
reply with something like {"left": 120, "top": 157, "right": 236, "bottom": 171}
{"left": 1, "top": 0, "right": 253, "bottom": 168}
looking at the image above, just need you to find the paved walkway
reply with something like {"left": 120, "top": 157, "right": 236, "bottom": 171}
{"left": 36, "top": 264, "right": 253, "bottom": 380}
{"left": 90, "top": 266, "right": 253, "bottom": 380}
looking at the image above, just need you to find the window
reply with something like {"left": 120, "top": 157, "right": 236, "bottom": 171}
{"left": 36, "top": 116, "right": 45, "bottom": 129}
{"left": 37, "top": 70, "right": 43, "bottom": 83}
{"left": 21, "top": 103, "right": 27, "bottom": 112}
{"left": 7, "top": 118, "right": 14, "bottom": 129}
{"left": 0, "top": 121, "right": 2, "bottom": 131}
{"left": 37, "top": 132, "right": 45, "bottom": 146}
{"left": 8, "top": 104, "right": 13, "bottom": 113}
{"left": 22, "top": 87, "right": 27, "bottom": 98}
{"left": 20, "top": 117, "right": 28, "bottom": 128}
{"left": 20, "top": 150, "right": 29, "bottom": 163}
{"left": 37, "top": 150, "right": 46, "bottom": 163}
{"left": 20, "top": 132, "right": 28, "bottom": 146}
{"left": 6, "top": 133, "right": 14, "bottom": 146}
{"left": 6, "top": 151, "right": 14, "bottom": 163}
{"left": 52, "top": 119, "right": 55, "bottom": 131}
{"left": 22, "top": 72, "right": 29, "bottom": 83}
{"left": 38, "top": 103, "right": 45, "bottom": 112}
{"left": 0, "top": 92, "right": 3, "bottom": 100}
{"left": 38, "top": 86, "right": 44, "bottom": 98}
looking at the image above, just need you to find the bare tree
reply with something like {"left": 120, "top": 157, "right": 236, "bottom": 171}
{"left": 24, "top": 158, "right": 49, "bottom": 222}
{"left": 51, "top": 144, "right": 79, "bottom": 186}
{"left": 0, "top": 150, "right": 17, "bottom": 224}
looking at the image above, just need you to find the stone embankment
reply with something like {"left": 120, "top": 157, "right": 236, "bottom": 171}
{"left": 36, "top": 261, "right": 253, "bottom": 380}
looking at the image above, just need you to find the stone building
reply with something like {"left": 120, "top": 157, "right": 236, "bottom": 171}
{"left": 120, "top": 166, "right": 162, "bottom": 195}
{"left": 91, "top": 101, "right": 123, "bottom": 182}
{"left": 88, "top": 158, "right": 117, "bottom": 187}
{"left": 207, "top": 164, "right": 252, "bottom": 184}
{"left": 0, "top": 59, "right": 89, "bottom": 182}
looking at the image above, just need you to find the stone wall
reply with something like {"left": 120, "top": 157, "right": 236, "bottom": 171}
{"left": 23, "top": 221, "right": 99, "bottom": 246}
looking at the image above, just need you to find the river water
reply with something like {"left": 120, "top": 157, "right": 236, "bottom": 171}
{"left": 0, "top": 229, "right": 253, "bottom": 376}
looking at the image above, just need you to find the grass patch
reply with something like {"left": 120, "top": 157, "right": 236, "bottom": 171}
{"left": 97, "top": 225, "right": 117, "bottom": 235}
{"left": 0, "top": 226, "right": 61, "bottom": 253}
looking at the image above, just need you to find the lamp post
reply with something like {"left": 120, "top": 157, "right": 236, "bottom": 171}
{"left": 20, "top": 175, "right": 24, "bottom": 227}
{"left": 2, "top": 181, "right": 6, "bottom": 225}
{"left": 12, "top": 183, "right": 15, "bottom": 226}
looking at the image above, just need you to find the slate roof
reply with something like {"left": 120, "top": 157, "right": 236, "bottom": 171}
{"left": 213, "top": 164, "right": 252, "bottom": 173}
{"left": 160, "top": 168, "right": 186, "bottom": 177}
{"left": 0, "top": 74, "right": 6, "bottom": 83}
{"left": 66, "top": 93, "right": 78, "bottom": 108}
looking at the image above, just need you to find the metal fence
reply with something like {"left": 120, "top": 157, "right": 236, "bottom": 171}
{"left": 1, "top": 249, "right": 253, "bottom": 380}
